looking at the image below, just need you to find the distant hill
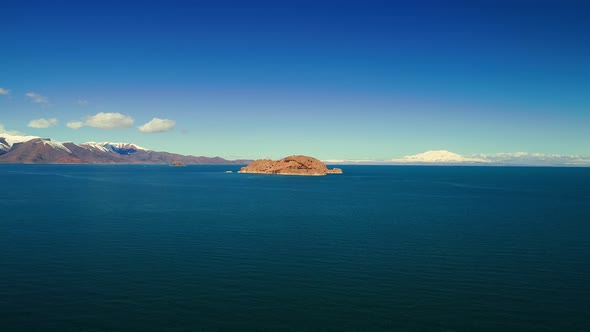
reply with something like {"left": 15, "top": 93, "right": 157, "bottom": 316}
{"left": 0, "top": 133, "right": 249, "bottom": 164}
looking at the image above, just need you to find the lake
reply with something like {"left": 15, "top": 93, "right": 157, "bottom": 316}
{"left": 1, "top": 165, "right": 589, "bottom": 331}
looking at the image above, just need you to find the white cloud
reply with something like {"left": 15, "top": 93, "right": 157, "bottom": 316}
{"left": 0, "top": 123, "right": 24, "bottom": 135}
{"left": 85, "top": 112, "right": 134, "bottom": 129}
{"left": 28, "top": 118, "right": 58, "bottom": 128}
{"left": 138, "top": 118, "right": 176, "bottom": 133}
{"left": 77, "top": 99, "right": 89, "bottom": 105}
{"left": 25, "top": 92, "right": 49, "bottom": 104}
{"left": 0, "top": 88, "right": 10, "bottom": 95}
{"left": 67, "top": 112, "right": 134, "bottom": 130}
{"left": 390, "top": 150, "right": 488, "bottom": 164}
{"left": 66, "top": 121, "right": 84, "bottom": 130}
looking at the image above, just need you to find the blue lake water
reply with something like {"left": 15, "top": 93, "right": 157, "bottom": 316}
{"left": 1, "top": 165, "right": 589, "bottom": 331}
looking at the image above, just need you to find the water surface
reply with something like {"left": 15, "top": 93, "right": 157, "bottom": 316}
{"left": 1, "top": 165, "right": 589, "bottom": 331}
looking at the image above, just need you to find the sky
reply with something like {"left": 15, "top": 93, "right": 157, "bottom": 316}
{"left": 1, "top": 0, "right": 589, "bottom": 160}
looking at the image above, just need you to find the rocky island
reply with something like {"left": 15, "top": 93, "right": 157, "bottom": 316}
{"left": 239, "top": 155, "right": 343, "bottom": 176}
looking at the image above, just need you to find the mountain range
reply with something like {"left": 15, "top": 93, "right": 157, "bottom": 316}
{"left": 324, "top": 150, "right": 590, "bottom": 166}
{"left": 0, "top": 133, "right": 249, "bottom": 164}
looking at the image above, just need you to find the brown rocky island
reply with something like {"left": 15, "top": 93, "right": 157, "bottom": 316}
{"left": 239, "top": 155, "right": 343, "bottom": 176}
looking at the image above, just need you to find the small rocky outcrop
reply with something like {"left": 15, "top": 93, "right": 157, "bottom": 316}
{"left": 239, "top": 155, "right": 343, "bottom": 176}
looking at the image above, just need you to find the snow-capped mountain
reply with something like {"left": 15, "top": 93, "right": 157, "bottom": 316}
{"left": 0, "top": 133, "right": 43, "bottom": 153}
{"left": 391, "top": 150, "right": 489, "bottom": 164}
{"left": 0, "top": 133, "right": 246, "bottom": 164}
{"left": 81, "top": 142, "right": 146, "bottom": 155}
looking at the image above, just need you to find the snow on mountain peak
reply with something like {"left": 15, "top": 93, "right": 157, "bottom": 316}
{"left": 81, "top": 142, "right": 147, "bottom": 154}
{"left": 40, "top": 140, "right": 72, "bottom": 153}
{"left": 391, "top": 150, "right": 489, "bottom": 163}
{"left": 106, "top": 142, "right": 146, "bottom": 151}
{"left": 0, "top": 133, "right": 40, "bottom": 147}
{"left": 0, "top": 133, "right": 73, "bottom": 154}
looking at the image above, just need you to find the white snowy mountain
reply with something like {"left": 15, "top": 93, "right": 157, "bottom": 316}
{"left": 81, "top": 142, "right": 147, "bottom": 154}
{"left": 0, "top": 133, "right": 42, "bottom": 152}
{"left": 390, "top": 150, "right": 489, "bottom": 164}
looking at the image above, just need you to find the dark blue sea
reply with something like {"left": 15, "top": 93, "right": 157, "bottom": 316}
{"left": 1, "top": 165, "right": 589, "bottom": 331}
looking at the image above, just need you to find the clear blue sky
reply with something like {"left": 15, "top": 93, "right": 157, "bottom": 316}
{"left": 1, "top": 0, "right": 589, "bottom": 160}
